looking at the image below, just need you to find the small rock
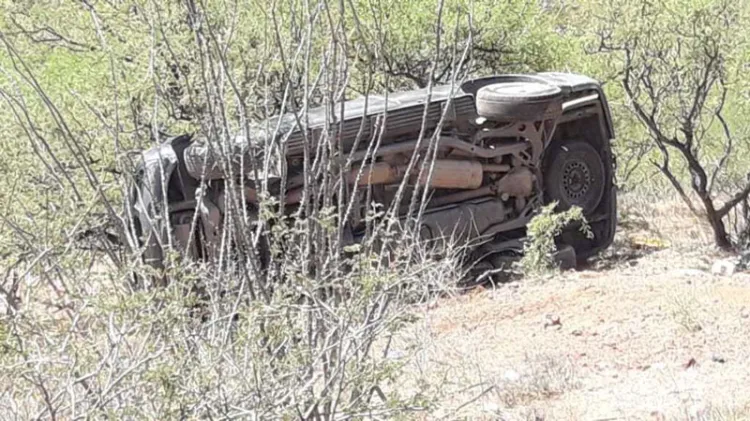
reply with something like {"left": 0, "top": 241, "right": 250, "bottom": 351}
{"left": 741, "top": 307, "right": 749, "bottom": 319}
{"left": 684, "top": 357, "right": 697, "bottom": 369}
{"left": 544, "top": 314, "right": 562, "bottom": 329}
{"left": 571, "top": 329, "right": 583, "bottom": 336}
{"left": 712, "top": 259, "right": 737, "bottom": 276}
{"left": 711, "top": 354, "right": 726, "bottom": 363}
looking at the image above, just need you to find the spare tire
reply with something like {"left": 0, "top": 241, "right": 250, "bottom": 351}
{"left": 476, "top": 82, "right": 563, "bottom": 121}
{"left": 543, "top": 139, "right": 606, "bottom": 215}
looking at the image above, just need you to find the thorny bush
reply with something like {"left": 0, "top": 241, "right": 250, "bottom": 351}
{"left": 519, "top": 203, "right": 591, "bottom": 276}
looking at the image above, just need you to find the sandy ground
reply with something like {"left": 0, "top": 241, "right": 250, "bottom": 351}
{"left": 395, "top": 198, "right": 750, "bottom": 420}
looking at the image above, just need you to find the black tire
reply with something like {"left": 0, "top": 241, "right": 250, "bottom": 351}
{"left": 476, "top": 82, "right": 563, "bottom": 121}
{"left": 543, "top": 140, "right": 606, "bottom": 215}
{"left": 552, "top": 244, "right": 577, "bottom": 270}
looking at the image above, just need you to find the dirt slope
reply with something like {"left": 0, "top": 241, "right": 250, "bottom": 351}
{"left": 396, "top": 198, "right": 750, "bottom": 420}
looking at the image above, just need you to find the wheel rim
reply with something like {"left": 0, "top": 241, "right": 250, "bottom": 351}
{"left": 562, "top": 160, "right": 592, "bottom": 201}
{"left": 544, "top": 140, "right": 606, "bottom": 215}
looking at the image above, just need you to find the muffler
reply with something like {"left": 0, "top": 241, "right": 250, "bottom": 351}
{"left": 349, "top": 159, "right": 484, "bottom": 189}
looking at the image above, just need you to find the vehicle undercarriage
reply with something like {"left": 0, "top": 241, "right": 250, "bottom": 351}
{"left": 132, "top": 72, "right": 617, "bottom": 278}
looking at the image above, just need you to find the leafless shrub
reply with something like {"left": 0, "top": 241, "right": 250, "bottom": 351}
{"left": 0, "top": 0, "right": 479, "bottom": 418}
{"left": 592, "top": 0, "right": 750, "bottom": 251}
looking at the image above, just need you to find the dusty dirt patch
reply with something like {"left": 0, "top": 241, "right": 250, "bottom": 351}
{"left": 394, "top": 198, "right": 750, "bottom": 420}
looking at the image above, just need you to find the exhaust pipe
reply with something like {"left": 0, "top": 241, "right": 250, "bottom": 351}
{"left": 349, "top": 160, "right": 485, "bottom": 189}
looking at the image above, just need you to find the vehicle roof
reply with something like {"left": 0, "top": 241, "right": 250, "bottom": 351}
{"left": 249, "top": 72, "right": 613, "bottom": 149}
{"left": 263, "top": 83, "right": 472, "bottom": 133}
{"left": 263, "top": 72, "right": 603, "bottom": 130}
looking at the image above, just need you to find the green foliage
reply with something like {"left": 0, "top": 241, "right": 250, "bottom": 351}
{"left": 571, "top": 0, "right": 750, "bottom": 248}
{"left": 348, "top": 0, "right": 575, "bottom": 89}
{"left": 567, "top": 0, "right": 750, "bottom": 192}
{"left": 5, "top": 0, "right": 750, "bottom": 416}
{"left": 0, "top": 0, "right": 578, "bottom": 274}
{"left": 520, "top": 203, "right": 592, "bottom": 276}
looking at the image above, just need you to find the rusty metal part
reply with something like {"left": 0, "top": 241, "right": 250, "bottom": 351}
{"left": 281, "top": 135, "right": 530, "bottom": 190}
{"left": 285, "top": 161, "right": 402, "bottom": 190}
{"left": 494, "top": 167, "right": 535, "bottom": 197}
{"left": 481, "top": 195, "right": 541, "bottom": 238}
{"left": 349, "top": 136, "right": 528, "bottom": 162}
{"left": 350, "top": 159, "right": 485, "bottom": 189}
{"left": 417, "top": 199, "right": 510, "bottom": 246}
{"left": 427, "top": 185, "right": 495, "bottom": 208}
{"left": 472, "top": 115, "right": 561, "bottom": 165}
{"left": 441, "top": 137, "right": 529, "bottom": 159}
{"left": 414, "top": 160, "right": 483, "bottom": 189}
{"left": 426, "top": 166, "right": 535, "bottom": 208}
{"left": 482, "top": 164, "right": 511, "bottom": 172}
{"left": 514, "top": 197, "right": 527, "bottom": 212}
{"left": 284, "top": 160, "right": 534, "bottom": 213}
{"left": 348, "top": 162, "right": 404, "bottom": 186}
{"left": 473, "top": 121, "right": 543, "bottom": 164}
{"left": 275, "top": 156, "right": 530, "bottom": 211}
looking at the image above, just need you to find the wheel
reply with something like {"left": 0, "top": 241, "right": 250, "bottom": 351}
{"left": 543, "top": 140, "right": 605, "bottom": 215}
{"left": 552, "top": 244, "right": 577, "bottom": 270}
{"left": 475, "top": 82, "right": 563, "bottom": 121}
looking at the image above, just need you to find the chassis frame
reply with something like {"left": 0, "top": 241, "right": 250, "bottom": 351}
{"left": 130, "top": 72, "right": 617, "bottom": 274}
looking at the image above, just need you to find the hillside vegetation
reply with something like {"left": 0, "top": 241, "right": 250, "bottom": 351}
{"left": 1, "top": 0, "right": 750, "bottom": 419}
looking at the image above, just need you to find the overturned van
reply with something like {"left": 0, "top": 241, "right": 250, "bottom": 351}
{"left": 131, "top": 73, "right": 617, "bottom": 273}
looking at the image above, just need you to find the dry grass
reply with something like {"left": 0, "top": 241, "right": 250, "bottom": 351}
{"left": 492, "top": 353, "right": 580, "bottom": 408}
{"left": 670, "top": 402, "right": 750, "bottom": 421}
{"left": 618, "top": 191, "right": 720, "bottom": 250}
{"left": 669, "top": 293, "right": 705, "bottom": 333}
